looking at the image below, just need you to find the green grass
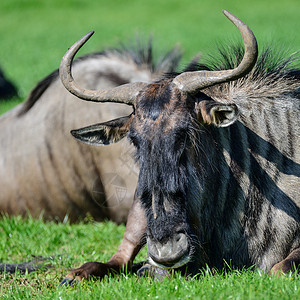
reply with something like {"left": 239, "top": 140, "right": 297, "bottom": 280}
{"left": 1, "top": 0, "right": 300, "bottom": 298}
{"left": 1, "top": 216, "right": 300, "bottom": 299}
{"left": 2, "top": 270, "right": 300, "bottom": 300}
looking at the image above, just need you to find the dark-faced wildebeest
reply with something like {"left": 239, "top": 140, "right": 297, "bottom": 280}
{"left": 60, "top": 10, "right": 300, "bottom": 283}
{"left": 0, "top": 39, "right": 182, "bottom": 224}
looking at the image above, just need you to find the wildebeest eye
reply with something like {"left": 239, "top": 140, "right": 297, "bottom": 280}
{"left": 128, "top": 133, "right": 140, "bottom": 148}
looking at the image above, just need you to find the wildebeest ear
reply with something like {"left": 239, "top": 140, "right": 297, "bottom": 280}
{"left": 71, "top": 114, "right": 133, "bottom": 145}
{"left": 195, "top": 100, "right": 239, "bottom": 127}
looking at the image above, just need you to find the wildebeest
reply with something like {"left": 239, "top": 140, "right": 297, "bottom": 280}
{"left": 0, "top": 39, "right": 182, "bottom": 223}
{"left": 60, "top": 10, "right": 300, "bottom": 283}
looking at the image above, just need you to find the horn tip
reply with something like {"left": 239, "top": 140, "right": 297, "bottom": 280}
{"left": 77, "top": 31, "right": 95, "bottom": 47}
{"left": 86, "top": 30, "right": 95, "bottom": 38}
{"left": 222, "top": 9, "right": 232, "bottom": 18}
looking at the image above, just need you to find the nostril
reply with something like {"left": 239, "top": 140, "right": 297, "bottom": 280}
{"left": 174, "top": 233, "right": 188, "bottom": 251}
{"left": 175, "top": 232, "right": 185, "bottom": 243}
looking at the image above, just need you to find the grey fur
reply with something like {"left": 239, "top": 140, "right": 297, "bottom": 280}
{"left": 0, "top": 41, "right": 182, "bottom": 223}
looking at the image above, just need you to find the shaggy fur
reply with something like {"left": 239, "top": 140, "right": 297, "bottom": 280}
{"left": 128, "top": 45, "right": 300, "bottom": 272}
{"left": 0, "top": 39, "right": 182, "bottom": 225}
{"left": 58, "top": 37, "right": 300, "bottom": 283}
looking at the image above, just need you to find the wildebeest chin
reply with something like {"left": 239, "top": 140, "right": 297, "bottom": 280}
{"left": 59, "top": 9, "right": 300, "bottom": 283}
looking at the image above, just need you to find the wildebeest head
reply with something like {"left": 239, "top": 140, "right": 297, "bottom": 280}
{"left": 60, "top": 10, "right": 258, "bottom": 269}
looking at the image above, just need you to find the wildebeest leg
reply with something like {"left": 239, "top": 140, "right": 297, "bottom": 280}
{"left": 60, "top": 197, "right": 147, "bottom": 285}
{"left": 270, "top": 248, "right": 300, "bottom": 274}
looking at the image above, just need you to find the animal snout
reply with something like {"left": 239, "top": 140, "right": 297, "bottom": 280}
{"left": 148, "top": 232, "right": 190, "bottom": 268}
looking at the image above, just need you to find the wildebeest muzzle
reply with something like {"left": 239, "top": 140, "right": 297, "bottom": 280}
{"left": 147, "top": 231, "right": 191, "bottom": 269}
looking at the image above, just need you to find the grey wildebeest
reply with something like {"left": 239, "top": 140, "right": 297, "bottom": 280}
{"left": 0, "top": 38, "right": 182, "bottom": 224}
{"left": 59, "top": 10, "right": 300, "bottom": 283}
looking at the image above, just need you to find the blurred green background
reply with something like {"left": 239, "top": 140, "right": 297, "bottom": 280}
{"left": 0, "top": 2, "right": 299, "bottom": 295}
{"left": 0, "top": 0, "right": 299, "bottom": 111}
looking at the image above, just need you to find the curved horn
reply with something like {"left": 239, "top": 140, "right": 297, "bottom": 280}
{"left": 173, "top": 10, "right": 258, "bottom": 93}
{"left": 59, "top": 31, "right": 147, "bottom": 106}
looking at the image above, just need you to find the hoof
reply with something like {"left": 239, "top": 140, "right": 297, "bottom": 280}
{"left": 59, "top": 277, "right": 80, "bottom": 287}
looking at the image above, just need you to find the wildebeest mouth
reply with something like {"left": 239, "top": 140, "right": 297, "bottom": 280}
{"left": 148, "top": 252, "right": 191, "bottom": 270}
{"left": 147, "top": 233, "right": 192, "bottom": 269}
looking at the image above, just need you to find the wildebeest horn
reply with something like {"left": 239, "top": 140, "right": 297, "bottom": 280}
{"left": 59, "top": 31, "right": 147, "bottom": 106}
{"left": 173, "top": 10, "right": 258, "bottom": 93}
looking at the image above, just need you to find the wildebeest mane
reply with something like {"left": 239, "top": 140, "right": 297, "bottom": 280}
{"left": 191, "top": 44, "right": 300, "bottom": 99}
{"left": 190, "top": 44, "right": 299, "bottom": 76}
{"left": 18, "top": 68, "right": 59, "bottom": 115}
{"left": 19, "top": 42, "right": 299, "bottom": 116}
{"left": 18, "top": 38, "right": 183, "bottom": 116}
{"left": 115, "top": 36, "right": 183, "bottom": 74}
{"left": 163, "top": 44, "right": 300, "bottom": 100}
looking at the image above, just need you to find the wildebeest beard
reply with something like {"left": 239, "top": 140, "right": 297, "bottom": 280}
{"left": 131, "top": 124, "right": 201, "bottom": 268}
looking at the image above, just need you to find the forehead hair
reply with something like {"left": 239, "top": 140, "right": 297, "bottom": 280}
{"left": 132, "top": 79, "right": 197, "bottom": 138}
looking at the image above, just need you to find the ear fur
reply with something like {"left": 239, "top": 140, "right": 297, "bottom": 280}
{"left": 195, "top": 100, "right": 239, "bottom": 127}
{"left": 71, "top": 114, "right": 133, "bottom": 145}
